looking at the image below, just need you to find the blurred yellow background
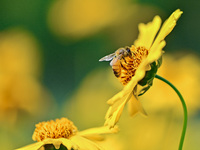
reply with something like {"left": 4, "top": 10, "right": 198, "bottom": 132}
{"left": 0, "top": 0, "right": 200, "bottom": 149}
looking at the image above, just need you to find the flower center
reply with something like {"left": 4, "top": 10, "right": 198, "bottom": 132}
{"left": 32, "top": 118, "right": 78, "bottom": 142}
{"left": 119, "top": 45, "right": 148, "bottom": 85}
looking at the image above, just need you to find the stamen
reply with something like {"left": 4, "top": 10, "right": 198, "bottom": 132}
{"left": 32, "top": 118, "right": 78, "bottom": 142}
{"left": 119, "top": 46, "right": 148, "bottom": 85}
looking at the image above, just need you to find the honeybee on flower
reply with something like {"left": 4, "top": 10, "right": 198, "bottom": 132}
{"left": 100, "top": 9, "right": 183, "bottom": 128}
{"left": 99, "top": 46, "right": 156, "bottom": 94}
{"left": 99, "top": 46, "right": 133, "bottom": 80}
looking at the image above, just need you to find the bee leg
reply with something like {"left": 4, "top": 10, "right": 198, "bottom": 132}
{"left": 121, "top": 56, "right": 127, "bottom": 64}
{"left": 120, "top": 61, "right": 127, "bottom": 70}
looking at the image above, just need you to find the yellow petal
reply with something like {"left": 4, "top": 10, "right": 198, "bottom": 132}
{"left": 79, "top": 126, "right": 118, "bottom": 141}
{"left": 105, "top": 94, "right": 129, "bottom": 120}
{"left": 134, "top": 15, "right": 162, "bottom": 49}
{"left": 105, "top": 94, "right": 130, "bottom": 127}
{"left": 147, "top": 40, "right": 166, "bottom": 64}
{"left": 150, "top": 9, "right": 183, "bottom": 53}
{"left": 128, "top": 94, "right": 147, "bottom": 117}
{"left": 105, "top": 52, "right": 150, "bottom": 128}
{"left": 123, "top": 60, "right": 148, "bottom": 93}
{"left": 107, "top": 90, "right": 128, "bottom": 105}
{"left": 15, "top": 142, "right": 44, "bottom": 150}
{"left": 42, "top": 139, "right": 62, "bottom": 149}
{"left": 60, "top": 138, "right": 78, "bottom": 150}
{"left": 71, "top": 135, "right": 102, "bottom": 150}
{"left": 104, "top": 105, "right": 124, "bottom": 128}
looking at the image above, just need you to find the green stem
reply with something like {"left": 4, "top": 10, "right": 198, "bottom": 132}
{"left": 155, "top": 74, "right": 187, "bottom": 150}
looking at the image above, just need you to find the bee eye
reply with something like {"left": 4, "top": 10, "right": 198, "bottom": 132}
{"left": 126, "top": 47, "right": 131, "bottom": 53}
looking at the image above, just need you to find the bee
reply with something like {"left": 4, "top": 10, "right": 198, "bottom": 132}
{"left": 99, "top": 46, "right": 149, "bottom": 86}
{"left": 99, "top": 46, "right": 136, "bottom": 85}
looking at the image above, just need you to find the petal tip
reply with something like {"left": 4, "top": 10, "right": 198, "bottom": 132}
{"left": 174, "top": 9, "right": 183, "bottom": 20}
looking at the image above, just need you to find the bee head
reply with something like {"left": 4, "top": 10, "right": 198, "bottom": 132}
{"left": 125, "top": 47, "right": 132, "bottom": 56}
{"left": 116, "top": 47, "right": 131, "bottom": 59}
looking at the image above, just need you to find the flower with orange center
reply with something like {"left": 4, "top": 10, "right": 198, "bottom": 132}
{"left": 100, "top": 9, "right": 183, "bottom": 128}
{"left": 16, "top": 118, "right": 118, "bottom": 150}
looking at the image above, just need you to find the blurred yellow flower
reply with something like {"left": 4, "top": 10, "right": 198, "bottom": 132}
{"left": 16, "top": 118, "right": 118, "bottom": 150}
{"left": 0, "top": 29, "right": 55, "bottom": 124}
{"left": 48, "top": 0, "right": 133, "bottom": 38}
{"left": 102, "top": 9, "right": 183, "bottom": 128}
{"left": 0, "top": 28, "right": 40, "bottom": 76}
{"left": 0, "top": 74, "right": 54, "bottom": 123}
{"left": 142, "top": 54, "right": 200, "bottom": 116}
{"left": 95, "top": 135, "right": 124, "bottom": 150}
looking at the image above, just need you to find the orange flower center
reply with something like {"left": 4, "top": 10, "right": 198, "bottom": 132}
{"left": 32, "top": 118, "right": 77, "bottom": 142}
{"left": 119, "top": 46, "right": 148, "bottom": 85}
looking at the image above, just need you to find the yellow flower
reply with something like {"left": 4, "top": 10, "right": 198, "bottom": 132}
{"left": 0, "top": 28, "right": 40, "bottom": 76}
{"left": 16, "top": 118, "right": 118, "bottom": 150}
{"left": 48, "top": 0, "right": 133, "bottom": 39}
{"left": 102, "top": 9, "right": 183, "bottom": 128}
{"left": 0, "top": 29, "right": 55, "bottom": 124}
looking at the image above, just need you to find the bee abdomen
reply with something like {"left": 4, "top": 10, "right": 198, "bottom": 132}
{"left": 113, "top": 69, "right": 121, "bottom": 78}
{"left": 112, "top": 63, "right": 121, "bottom": 78}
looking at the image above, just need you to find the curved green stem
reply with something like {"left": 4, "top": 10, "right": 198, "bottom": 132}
{"left": 155, "top": 74, "right": 187, "bottom": 150}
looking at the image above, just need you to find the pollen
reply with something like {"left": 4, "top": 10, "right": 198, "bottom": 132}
{"left": 32, "top": 118, "right": 78, "bottom": 142}
{"left": 119, "top": 45, "right": 148, "bottom": 85}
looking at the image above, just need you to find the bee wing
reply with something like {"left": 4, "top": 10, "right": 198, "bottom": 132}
{"left": 99, "top": 53, "right": 115, "bottom": 62}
